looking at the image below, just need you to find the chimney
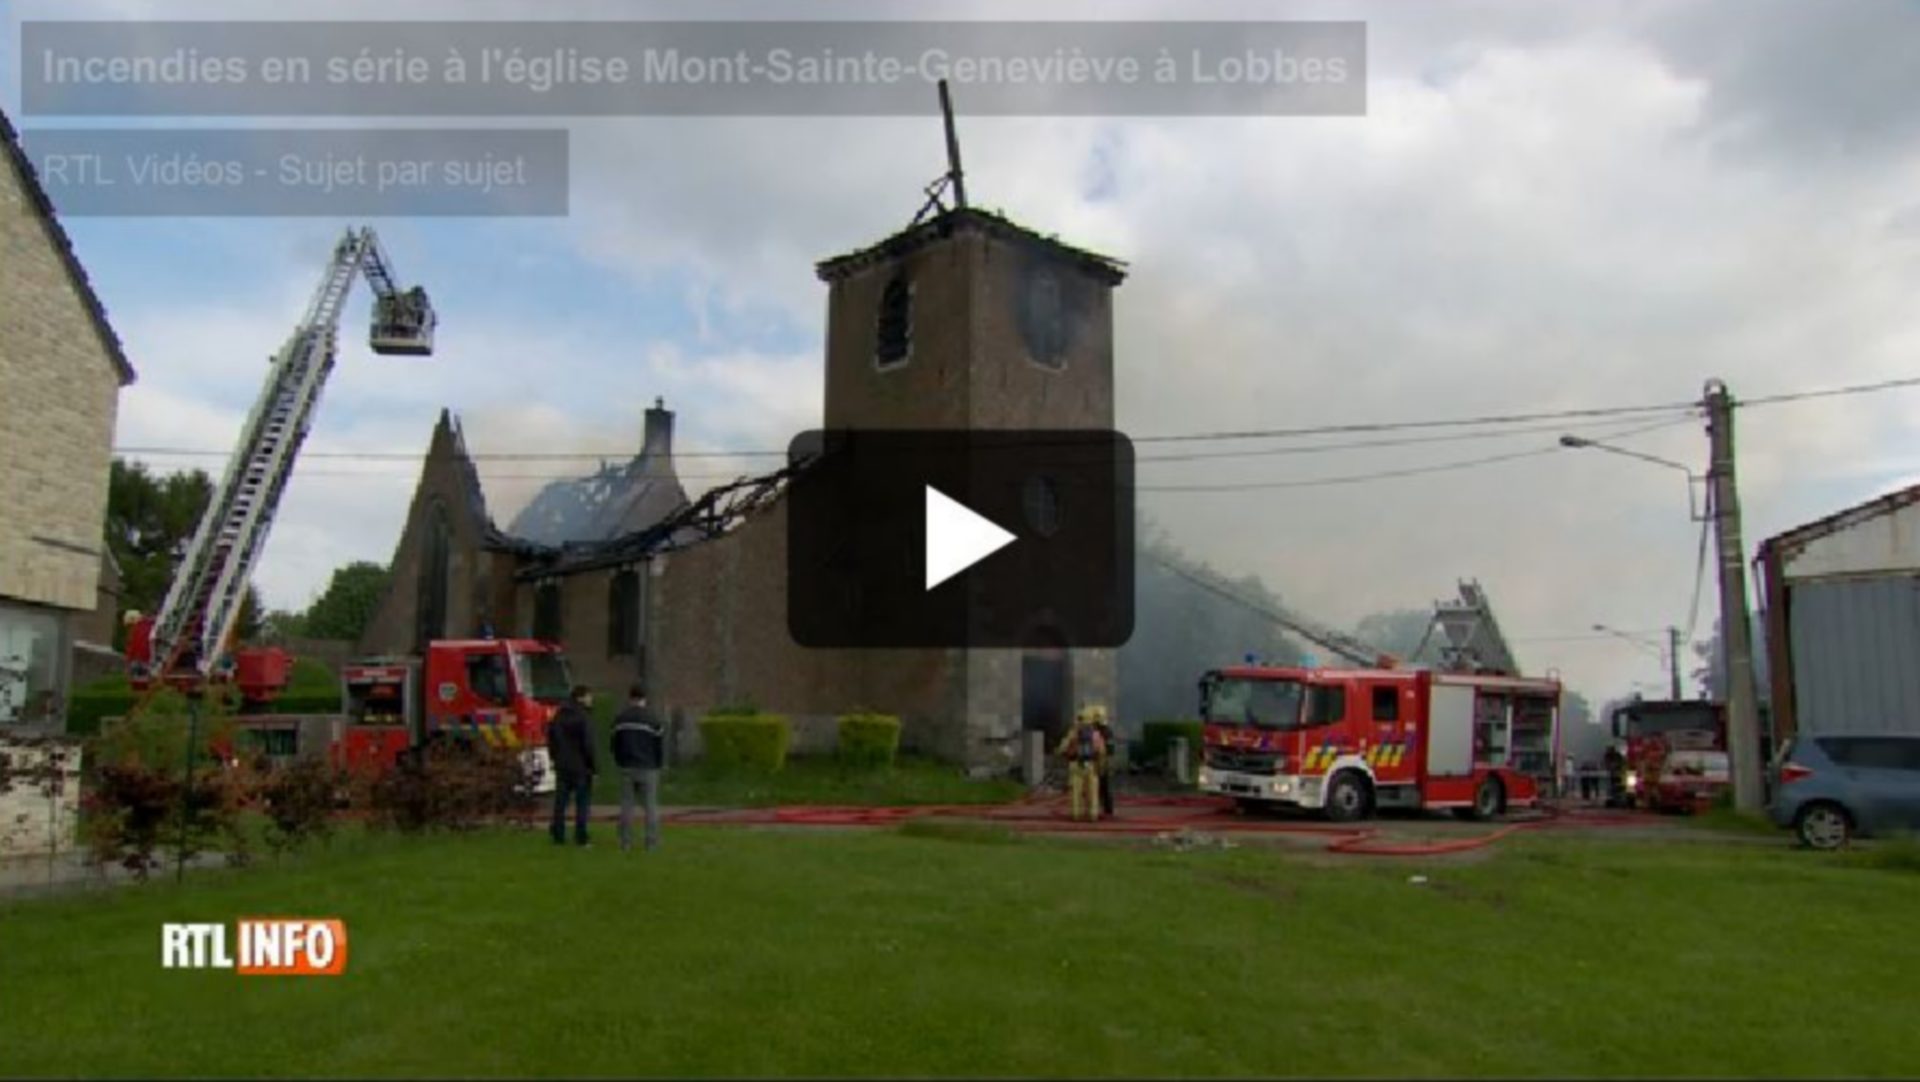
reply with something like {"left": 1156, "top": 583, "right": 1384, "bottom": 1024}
{"left": 641, "top": 396, "right": 673, "bottom": 462}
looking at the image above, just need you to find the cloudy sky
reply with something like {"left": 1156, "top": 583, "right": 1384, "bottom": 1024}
{"left": 8, "top": 0, "right": 1919, "bottom": 710}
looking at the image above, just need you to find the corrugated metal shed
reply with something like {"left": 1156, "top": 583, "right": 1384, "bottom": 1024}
{"left": 1759, "top": 482, "right": 1920, "bottom": 741}
{"left": 1786, "top": 575, "right": 1920, "bottom": 737}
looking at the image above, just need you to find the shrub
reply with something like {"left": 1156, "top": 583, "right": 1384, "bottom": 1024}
{"left": 356, "top": 740, "right": 537, "bottom": 834}
{"left": 700, "top": 713, "right": 790, "bottom": 772}
{"left": 65, "top": 690, "right": 134, "bottom": 738}
{"left": 255, "top": 757, "right": 344, "bottom": 856}
{"left": 286, "top": 658, "right": 338, "bottom": 692}
{"left": 1138, "top": 720, "right": 1205, "bottom": 768}
{"left": 837, "top": 714, "right": 902, "bottom": 770}
{"left": 80, "top": 703, "right": 252, "bottom": 878}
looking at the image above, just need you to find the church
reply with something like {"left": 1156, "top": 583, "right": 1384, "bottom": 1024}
{"left": 358, "top": 205, "right": 1127, "bottom": 772}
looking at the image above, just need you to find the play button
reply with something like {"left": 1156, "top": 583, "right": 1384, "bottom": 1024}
{"left": 925, "top": 485, "right": 1016, "bottom": 591}
{"left": 785, "top": 428, "right": 1134, "bottom": 648}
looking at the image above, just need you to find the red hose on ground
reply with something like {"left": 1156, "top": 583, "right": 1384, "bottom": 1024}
{"left": 659, "top": 795, "right": 1661, "bottom": 856}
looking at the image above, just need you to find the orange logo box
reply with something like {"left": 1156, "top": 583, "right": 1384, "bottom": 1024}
{"left": 236, "top": 918, "right": 349, "bottom": 976}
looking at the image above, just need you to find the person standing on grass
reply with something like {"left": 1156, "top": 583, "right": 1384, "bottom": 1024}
{"left": 1054, "top": 706, "right": 1107, "bottom": 823}
{"left": 610, "top": 683, "right": 666, "bottom": 852}
{"left": 547, "top": 685, "right": 598, "bottom": 847}
{"left": 1091, "top": 705, "right": 1118, "bottom": 820}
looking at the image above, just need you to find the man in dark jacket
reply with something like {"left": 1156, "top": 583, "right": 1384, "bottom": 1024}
{"left": 610, "top": 683, "right": 667, "bottom": 852}
{"left": 547, "top": 685, "right": 597, "bottom": 846}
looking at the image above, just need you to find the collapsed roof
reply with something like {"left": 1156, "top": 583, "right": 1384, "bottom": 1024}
{"left": 506, "top": 398, "right": 691, "bottom": 547}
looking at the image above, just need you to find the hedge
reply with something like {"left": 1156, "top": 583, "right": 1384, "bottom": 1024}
{"left": 837, "top": 714, "right": 902, "bottom": 769}
{"left": 700, "top": 713, "right": 791, "bottom": 772}
{"left": 66, "top": 691, "right": 135, "bottom": 737}
{"left": 1138, "top": 720, "right": 1205, "bottom": 768}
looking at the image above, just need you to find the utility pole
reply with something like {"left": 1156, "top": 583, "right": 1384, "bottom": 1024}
{"left": 1667, "top": 625, "right": 1683, "bottom": 700}
{"left": 1704, "top": 378, "right": 1765, "bottom": 814}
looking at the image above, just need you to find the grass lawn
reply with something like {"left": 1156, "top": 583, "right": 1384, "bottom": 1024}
{"left": 3, "top": 827, "right": 1916, "bottom": 1078}
{"left": 591, "top": 756, "right": 1026, "bottom": 807}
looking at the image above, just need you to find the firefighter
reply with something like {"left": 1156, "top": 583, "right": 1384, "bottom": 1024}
{"left": 1055, "top": 706, "right": 1108, "bottom": 823}
{"left": 1091, "top": 705, "right": 1118, "bottom": 820}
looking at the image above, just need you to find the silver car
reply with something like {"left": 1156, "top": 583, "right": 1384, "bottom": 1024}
{"left": 1768, "top": 734, "right": 1920, "bottom": 849}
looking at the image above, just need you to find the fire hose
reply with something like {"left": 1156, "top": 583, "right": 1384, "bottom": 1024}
{"left": 658, "top": 794, "right": 1656, "bottom": 857}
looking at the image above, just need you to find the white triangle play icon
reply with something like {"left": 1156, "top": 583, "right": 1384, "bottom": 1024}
{"left": 925, "top": 484, "right": 1016, "bottom": 591}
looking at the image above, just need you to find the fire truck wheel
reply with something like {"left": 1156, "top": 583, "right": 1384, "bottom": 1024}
{"left": 1323, "top": 771, "right": 1372, "bottom": 823}
{"left": 1466, "top": 777, "right": 1506, "bottom": 822}
{"left": 1795, "top": 802, "right": 1852, "bottom": 850}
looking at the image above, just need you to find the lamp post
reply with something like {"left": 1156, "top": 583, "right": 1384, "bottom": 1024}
{"left": 1562, "top": 384, "right": 1765, "bottom": 814}
{"left": 1593, "top": 623, "right": 1683, "bottom": 700}
{"left": 1558, "top": 435, "right": 1707, "bottom": 521}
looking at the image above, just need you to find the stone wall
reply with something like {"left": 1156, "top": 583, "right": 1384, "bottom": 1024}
{"left": 0, "top": 137, "right": 124, "bottom": 615}
{"left": 0, "top": 735, "right": 82, "bottom": 858}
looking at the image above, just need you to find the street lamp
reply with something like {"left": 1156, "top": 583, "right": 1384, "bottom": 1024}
{"left": 1558, "top": 435, "right": 1708, "bottom": 521}
{"left": 1592, "top": 623, "right": 1683, "bottom": 700}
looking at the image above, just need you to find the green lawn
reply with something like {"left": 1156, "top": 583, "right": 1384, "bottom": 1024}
{"left": 2, "top": 828, "right": 1915, "bottom": 1078}
{"left": 591, "top": 756, "right": 1026, "bottom": 807}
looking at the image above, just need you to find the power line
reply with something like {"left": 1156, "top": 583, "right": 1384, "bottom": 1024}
{"left": 110, "top": 411, "right": 1693, "bottom": 467}
{"left": 107, "top": 370, "right": 1920, "bottom": 470}
{"left": 1137, "top": 416, "right": 1692, "bottom": 493}
{"left": 1129, "top": 399, "right": 1698, "bottom": 444}
{"left": 1740, "top": 374, "right": 1920, "bottom": 408}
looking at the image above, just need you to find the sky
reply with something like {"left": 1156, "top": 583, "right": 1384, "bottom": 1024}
{"left": 7, "top": 0, "right": 1920, "bottom": 712}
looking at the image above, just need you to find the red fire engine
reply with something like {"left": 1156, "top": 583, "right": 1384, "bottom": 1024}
{"left": 1198, "top": 665, "right": 1562, "bottom": 821}
{"left": 327, "top": 640, "right": 572, "bottom": 790}
{"left": 1606, "top": 698, "right": 1729, "bottom": 813}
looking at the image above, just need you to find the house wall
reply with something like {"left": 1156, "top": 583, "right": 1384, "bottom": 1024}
{"left": 0, "top": 145, "right": 121, "bottom": 616}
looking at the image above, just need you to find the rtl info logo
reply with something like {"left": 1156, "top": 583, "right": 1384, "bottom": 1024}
{"left": 161, "top": 919, "right": 348, "bottom": 976}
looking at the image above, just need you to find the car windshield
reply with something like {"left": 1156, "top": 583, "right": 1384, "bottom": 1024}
{"left": 1202, "top": 676, "right": 1307, "bottom": 729}
{"left": 512, "top": 650, "right": 574, "bottom": 704}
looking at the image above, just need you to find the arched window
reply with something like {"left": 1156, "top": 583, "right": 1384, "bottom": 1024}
{"left": 533, "top": 581, "right": 563, "bottom": 643}
{"left": 875, "top": 273, "right": 912, "bottom": 369}
{"left": 414, "top": 501, "right": 450, "bottom": 652}
{"left": 607, "top": 568, "right": 640, "bottom": 655}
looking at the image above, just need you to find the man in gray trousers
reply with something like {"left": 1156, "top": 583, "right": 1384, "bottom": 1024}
{"left": 610, "top": 683, "right": 666, "bottom": 852}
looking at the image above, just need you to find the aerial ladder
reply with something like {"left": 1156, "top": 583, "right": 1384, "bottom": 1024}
{"left": 127, "top": 227, "right": 435, "bottom": 706}
{"left": 1143, "top": 551, "right": 1398, "bottom": 669}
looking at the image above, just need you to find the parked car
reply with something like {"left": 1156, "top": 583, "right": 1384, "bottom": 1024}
{"left": 1768, "top": 734, "right": 1920, "bottom": 849}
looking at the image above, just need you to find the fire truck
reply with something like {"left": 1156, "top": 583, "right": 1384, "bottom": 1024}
{"left": 115, "top": 227, "right": 571, "bottom": 789}
{"left": 1605, "top": 698, "right": 1729, "bottom": 813}
{"left": 126, "top": 226, "right": 435, "bottom": 708}
{"left": 1190, "top": 578, "right": 1561, "bottom": 821}
{"left": 237, "top": 640, "right": 569, "bottom": 793}
{"left": 1198, "top": 665, "right": 1561, "bottom": 821}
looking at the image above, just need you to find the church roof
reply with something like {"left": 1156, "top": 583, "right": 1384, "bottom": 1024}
{"left": 815, "top": 206, "right": 1127, "bottom": 286}
{"left": 505, "top": 400, "right": 692, "bottom": 548}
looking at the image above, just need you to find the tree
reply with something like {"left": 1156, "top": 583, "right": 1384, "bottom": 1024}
{"left": 300, "top": 562, "right": 390, "bottom": 642}
{"left": 105, "top": 459, "right": 261, "bottom": 648}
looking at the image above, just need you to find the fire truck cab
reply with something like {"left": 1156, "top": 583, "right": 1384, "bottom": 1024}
{"left": 1607, "top": 699, "right": 1729, "bottom": 813}
{"left": 329, "top": 639, "right": 571, "bottom": 793}
{"left": 1197, "top": 665, "right": 1561, "bottom": 822}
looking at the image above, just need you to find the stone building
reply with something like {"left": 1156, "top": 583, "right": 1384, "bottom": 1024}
{"left": 361, "top": 207, "right": 1125, "bottom": 772}
{"left": 0, "top": 108, "right": 136, "bottom": 727}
